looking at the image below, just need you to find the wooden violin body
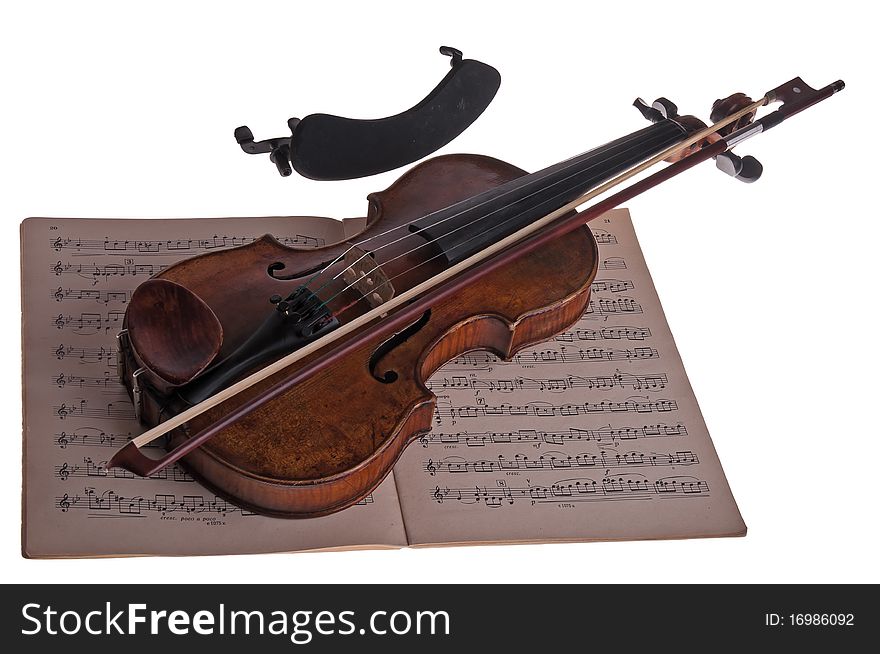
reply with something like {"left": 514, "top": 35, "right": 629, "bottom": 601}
{"left": 120, "top": 154, "right": 598, "bottom": 517}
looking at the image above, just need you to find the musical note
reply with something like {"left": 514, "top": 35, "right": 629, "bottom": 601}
{"left": 423, "top": 449, "right": 698, "bottom": 475}
{"left": 445, "top": 345, "right": 659, "bottom": 370}
{"left": 591, "top": 279, "right": 635, "bottom": 293}
{"left": 427, "top": 371, "right": 668, "bottom": 393}
{"left": 52, "top": 344, "right": 116, "bottom": 365}
{"left": 50, "top": 261, "right": 168, "bottom": 284}
{"left": 53, "top": 399, "right": 136, "bottom": 421}
{"left": 417, "top": 424, "right": 689, "bottom": 448}
{"left": 50, "top": 311, "right": 126, "bottom": 333}
{"left": 600, "top": 256, "right": 627, "bottom": 270}
{"left": 55, "top": 457, "right": 195, "bottom": 482}
{"left": 589, "top": 228, "right": 618, "bottom": 245}
{"left": 54, "top": 487, "right": 373, "bottom": 517}
{"left": 54, "top": 487, "right": 255, "bottom": 517}
{"left": 54, "top": 427, "right": 139, "bottom": 449}
{"left": 433, "top": 398, "right": 678, "bottom": 423}
{"left": 430, "top": 475, "right": 710, "bottom": 507}
{"left": 554, "top": 325, "right": 652, "bottom": 343}
{"left": 52, "top": 371, "right": 120, "bottom": 390}
{"left": 51, "top": 287, "right": 133, "bottom": 304}
{"left": 49, "top": 233, "right": 324, "bottom": 254}
{"left": 585, "top": 296, "right": 643, "bottom": 316}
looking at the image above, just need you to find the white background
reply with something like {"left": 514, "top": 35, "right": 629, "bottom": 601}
{"left": 2, "top": 1, "right": 876, "bottom": 583}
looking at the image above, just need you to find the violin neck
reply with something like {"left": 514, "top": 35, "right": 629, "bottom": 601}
{"left": 408, "top": 119, "right": 687, "bottom": 265}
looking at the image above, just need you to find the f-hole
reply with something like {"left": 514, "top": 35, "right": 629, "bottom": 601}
{"left": 268, "top": 258, "right": 336, "bottom": 280}
{"left": 369, "top": 310, "right": 432, "bottom": 383}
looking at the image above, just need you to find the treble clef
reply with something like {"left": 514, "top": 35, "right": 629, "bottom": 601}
{"left": 432, "top": 486, "right": 444, "bottom": 503}
{"left": 55, "top": 344, "right": 66, "bottom": 360}
{"left": 54, "top": 372, "right": 66, "bottom": 388}
{"left": 59, "top": 493, "right": 71, "bottom": 512}
{"left": 56, "top": 432, "right": 69, "bottom": 448}
{"left": 56, "top": 403, "right": 70, "bottom": 419}
{"left": 58, "top": 463, "right": 70, "bottom": 480}
{"left": 53, "top": 260, "right": 64, "bottom": 275}
{"left": 426, "top": 459, "right": 437, "bottom": 476}
{"left": 54, "top": 314, "right": 66, "bottom": 329}
{"left": 52, "top": 236, "right": 64, "bottom": 251}
{"left": 54, "top": 287, "right": 65, "bottom": 302}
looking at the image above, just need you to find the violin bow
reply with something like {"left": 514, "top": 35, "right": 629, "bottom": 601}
{"left": 110, "top": 76, "right": 844, "bottom": 477}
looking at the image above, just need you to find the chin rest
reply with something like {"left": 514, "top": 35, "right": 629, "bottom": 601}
{"left": 126, "top": 278, "right": 223, "bottom": 386}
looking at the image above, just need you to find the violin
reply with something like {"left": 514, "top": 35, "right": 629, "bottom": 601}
{"left": 109, "top": 76, "right": 844, "bottom": 517}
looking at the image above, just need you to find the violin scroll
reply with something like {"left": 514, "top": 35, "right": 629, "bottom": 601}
{"left": 710, "top": 93, "right": 759, "bottom": 136}
{"left": 708, "top": 92, "right": 764, "bottom": 183}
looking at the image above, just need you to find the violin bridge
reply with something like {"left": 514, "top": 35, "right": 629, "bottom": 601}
{"left": 342, "top": 246, "right": 395, "bottom": 308}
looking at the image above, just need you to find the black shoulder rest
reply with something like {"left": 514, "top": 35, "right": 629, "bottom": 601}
{"left": 234, "top": 46, "right": 501, "bottom": 180}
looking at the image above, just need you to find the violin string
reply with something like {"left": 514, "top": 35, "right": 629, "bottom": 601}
{"left": 301, "top": 126, "right": 672, "bottom": 295}
{"left": 307, "top": 133, "right": 676, "bottom": 313}
{"left": 295, "top": 142, "right": 620, "bottom": 292}
{"left": 298, "top": 124, "right": 680, "bottom": 297}
{"left": 124, "top": 98, "right": 773, "bottom": 455}
{"left": 324, "top": 163, "right": 639, "bottom": 319}
{"left": 309, "top": 127, "right": 680, "bottom": 310}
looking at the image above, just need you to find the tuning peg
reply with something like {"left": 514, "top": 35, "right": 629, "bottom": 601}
{"left": 652, "top": 97, "right": 678, "bottom": 119}
{"left": 633, "top": 97, "right": 680, "bottom": 123}
{"left": 715, "top": 151, "right": 763, "bottom": 183}
{"left": 710, "top": 93, "right": 764, "bottom": 182}
{"left": 634, "top": 91, "right": 764, "bottom": 181}
{"left": 634, "top": 98, "right": 663, "bottom": 123}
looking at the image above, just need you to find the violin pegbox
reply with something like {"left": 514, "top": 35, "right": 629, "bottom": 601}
{"left": 633, "top": 92, "right": 763, "bottom": 183}
{"left": 709, "top": 93, "right": 763, "bottom": 183}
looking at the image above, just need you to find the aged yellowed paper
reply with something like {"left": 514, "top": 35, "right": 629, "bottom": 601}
{"left": 21, "top": 215, "right": 407, "bottom": 557}
{"left": 394, "top": 210, "right": 745, "bottom": 544}
{"left": 21, "top": 209, "right": 744, "bottom": 557}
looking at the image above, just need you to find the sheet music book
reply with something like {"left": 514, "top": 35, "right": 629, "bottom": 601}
{"left": 20, "top": 209, "right": 745, "bottom": 557}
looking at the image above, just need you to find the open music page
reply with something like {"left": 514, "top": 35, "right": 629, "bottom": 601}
{"left": 21, "top": 215, "right": 407, "bottom": 557}
{"left": 392, "top": 210, "right": 746, "bottom": 545}
{"left": 21, "top": 209, "right": 744, "bottom": 557}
